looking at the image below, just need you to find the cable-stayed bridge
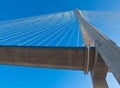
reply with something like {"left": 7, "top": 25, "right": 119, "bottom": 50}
{"left": 0, "top": 9, "right": 120, "bottom": 88}
{"left": 0, "top": 11, "right": 82, "bottom": 47}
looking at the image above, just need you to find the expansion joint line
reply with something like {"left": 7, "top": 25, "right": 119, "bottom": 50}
{"left": 84, "top": 44, "right": 91, "bottom": 74}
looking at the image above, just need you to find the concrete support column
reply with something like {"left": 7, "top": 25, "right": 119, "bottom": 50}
{"left": 91, "top": 52, "right": 108, "bottom": 88}
{"left": 75, "top": 9, "right": 120, "bottom": 84}
{"left": 91, "top": 78, "right": 108, "bottom": 88}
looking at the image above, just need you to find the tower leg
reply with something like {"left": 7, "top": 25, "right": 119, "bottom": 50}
{"left": 91, "top": 51, "right": 108, "bottom": 88}
{"left": 91, "top": 76, "right": 108, "bottom": 88}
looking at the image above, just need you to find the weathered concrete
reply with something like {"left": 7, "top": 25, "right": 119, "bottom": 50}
{"left": 80, "top": 24, "right": 94, "bottom": 46}
{"left": 80, "top": 24, "right": 94, "bottom": 74}
{"left": 75, "top": 9, "right": 120, "bottom": 85}
{"left": 0, "top": 46, "right": 95, "bottom": 70}
{"left": 0, "top": 46, "right": 110, "bottom": 88}
{"left": 91, "top": 51, "right": 108, "bottom": 88}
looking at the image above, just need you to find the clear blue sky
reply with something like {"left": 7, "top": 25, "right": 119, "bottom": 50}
{"left": 0, "top": 0, "right": 120, "bottom": 88}
{"left": 0, "top": 0, "right": 120, "bottom": 21}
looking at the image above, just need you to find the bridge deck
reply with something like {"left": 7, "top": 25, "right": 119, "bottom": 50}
{"left": 0, "top": 47, "right": 96, "bottom": 70}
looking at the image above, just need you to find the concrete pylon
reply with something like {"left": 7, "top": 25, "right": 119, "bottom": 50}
{"left": 75, "top": 9, "right": 120, "bottom": 87}
{"left": 91, "top": 51, "right": 108, "bottom": 88}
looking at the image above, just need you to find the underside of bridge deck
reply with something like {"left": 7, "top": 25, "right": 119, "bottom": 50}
{"left": 0, "top": 46, "right": 109, "bottom": 88}
{"left": 0, "top": 47, "right": 96, "bottom": 70}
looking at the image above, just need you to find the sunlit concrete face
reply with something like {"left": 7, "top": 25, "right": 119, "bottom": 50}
{"left": 81, "top": 10, "right": 120, "bottom": 47}
{"left": 75, "top": 10, "right": 120, "bottom": 87}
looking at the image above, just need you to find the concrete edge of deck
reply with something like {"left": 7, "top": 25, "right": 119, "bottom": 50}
{"left": 0, "top": 46, "right": 95, "bottom": 70}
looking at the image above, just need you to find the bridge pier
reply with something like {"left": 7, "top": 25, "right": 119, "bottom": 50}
{"left": 91, "top": 78, "right": 108, "bottom": 88}
{"left": 75, "top": 9, "right": 120, "bottom": 86}
{"left": 91, "top": 51, "right": 108, "bottom": 88}
{"left": 78, "top": 10, "right": 109, "bottom": 88}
